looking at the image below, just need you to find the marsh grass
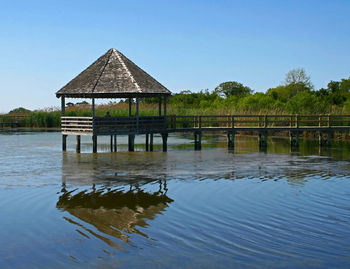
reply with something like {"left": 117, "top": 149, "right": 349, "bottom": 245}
{"left": 1, "top": 102, "right": 349, "bottom": 128}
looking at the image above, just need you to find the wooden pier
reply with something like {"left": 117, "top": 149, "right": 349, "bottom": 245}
{"left": 60, "top": 114, "right": 350, "bottom": 152}
{"left": 0, "top": 114, "right": 27, "bottom": 128}
{"left": 54, "top": 48, "right": 350, "bottom": 153}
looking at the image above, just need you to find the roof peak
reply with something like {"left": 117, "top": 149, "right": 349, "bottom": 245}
{"left": 56, "top": 48, "right": 171, "bottom": 98}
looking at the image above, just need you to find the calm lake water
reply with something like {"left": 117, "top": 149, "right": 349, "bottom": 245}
{"left": 1, "top": 131, "right": 350, "bottom": 268}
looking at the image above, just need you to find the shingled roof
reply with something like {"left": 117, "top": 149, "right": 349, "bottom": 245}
{"left": 56, "top": 48, "right": 171, "bottom": 98}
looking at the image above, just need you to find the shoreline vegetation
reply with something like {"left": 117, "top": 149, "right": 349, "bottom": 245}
{"left": 1, "top": 69, "right": 350, "bottom": 129}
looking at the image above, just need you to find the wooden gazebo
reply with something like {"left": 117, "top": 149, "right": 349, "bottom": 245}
{"left": 56, "top": 48, "right": 171, "bottom": 152}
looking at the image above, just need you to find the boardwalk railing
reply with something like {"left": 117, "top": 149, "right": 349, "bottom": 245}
{"left": 61, "top": 114, "right": 350, "bottom": 135}
{"left": 167, "top": 115, "right": 350, "bottom": 130}
{"left": 0, "top": 115, "right": 27, "bottom": 128}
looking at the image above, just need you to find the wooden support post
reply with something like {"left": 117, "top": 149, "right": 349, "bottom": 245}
{"left": 290, "top": 131, "right": 299, "bottom": 148}
{"left": 61, "top": 96, "right": 65, "bottom": 116}
{"left": 259, "top": 131, "right": 268, "bottom": 148}
{"left": 164, "top": 96, "right": 167, "bottom": 118}
{"left": 162, "top": 133, "right": 168, "bottom": 152}
{"left": 110, "top": 135, "right": 113, "bottom": 152}
{"left": 129, "top": 98, "right": 132, "bottom": 116}
{"left": 128, "top": 135, "right": 135, "bottom": 152}
{"left": 92, "top": 135, "right": 97, "bottom": 153}
{"left": 327, "top": 131, "right": 332, "bottom": 147}
{"left": 114, "top": 135, "right": 117, "bottom": 152}
{"left": 163, "top": 96, "right": 167, "bottom": 130}
{"left": 145, "top": 133, "right": 149, "bottom": 151}
{"left": 62, "top": 135, "right": 67, "bottom": 151}
{"left": 76, "top": 135, "right": 81, "bottom": 153}
{"left": 150, "top": 133, "right": 154, "bottom": 151}
{"left": 319, "top": 131, "right": 332, "bottom": 147}
{"left": 61, "top": 97, "right": 66, "bottom": 152}
{"left": 227, "top": 131, "right": 235, "bottom": 149}
{"left": 136, "top": 98, "right": 139, "bottom": 133}
{"left": 194, "top": 132, "right": 198, "bottom": 150}
{"left": 194, "top": 131, "right": 202, "bottom": 150}
{"left": 158, "top": 97, "right": 162, "bottom": 116}
{"left": 92, "top": 98, "right": 95, "bottom": 118}
{"left": 319, "top": 132, "right": 324, "bottom": 147}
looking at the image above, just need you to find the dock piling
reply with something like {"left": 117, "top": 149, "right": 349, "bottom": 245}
{"left": 227, "top": 131, "right": 235, "bottom": 149}
{"left": 146, "top": 134, "right": 149, "bottom": 151}
{"left": 92, "top": 135, "right": 97, "bottom": 153}
{"left": 76, "top": 135, "right": 81, "bottom": 153}
{"left": 259, "top": 131, "right": 268, "bottom": 148}
{"left": 110, "top": 135, "right": 113, "bottom": 152}
{"left": 128, "top": 135, "right": 135, "bottom": 152}
{"left": 62, "top": 135, "right": 67, "bottom": 151}
{"left": 290, "top": 131, "right": 299, "bottom": 148}
{"left": 162, "top": 133, "right": 168, "bottom": 152}
{"left": 194, "top": 131, "right": 202, "bottom": 150}
{"left": 150, "top": 134, "right": 154, "bottom": 151}
{"left": 114, "top": 135, "right": 117, "bottom": 152}
{"left": 319, "top": 131, "right": 333, "bottom": 147}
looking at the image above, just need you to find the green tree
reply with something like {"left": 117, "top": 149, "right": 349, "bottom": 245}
{"left": 267, "top": 83, "right": 310, "bottom": 102}
{"left": 340, "top": 77, "right": 350, "bottom": 92}
{"left": 214, "top": 81, "right": 252, "bottom": 98}
{"left": 8, "top": 107, "right": 31, "bottom": 114}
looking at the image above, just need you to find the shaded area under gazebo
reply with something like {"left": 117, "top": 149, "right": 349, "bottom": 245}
{"left": 56, "top": 48, "right": 171, "bottom": 152}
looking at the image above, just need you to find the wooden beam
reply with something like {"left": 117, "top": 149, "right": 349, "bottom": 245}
{"left": 92, "top": 98, "right": 95, "bottom": 118}
{"left": 164, "top": 96, "right": 167, "bottom": 117}
{"left": 136, "top": 98, "right": 139, "bottom": 132}
{"left": 114, "top": 135, "right": 117, "bottom": 152}
{"left": 129, "top": 98, "right": 132, "bottom": 116}
{"left": 150, "top": 133, "right": 154, "bottom": 151}
{"left": 128, "top": 135, "right": 135, "bottom": 152}
{"left": 162, "top": 133, "right": 168, "bottom": 152}
{"left": 110, "top": 135, "right": 113, "bottom": 152}
{"left": 145, "top": 133, "right": 149, "bottom": 151}
{"left": 164, "top": 96, "right": 167, "bottom": 129}
{"left": 61, "top": 96, "right": 65, "bottom": 116}
{"left": 62, "top": 135, "right": 67, "bottom": 151}
{"left": 158, "top": 97, "right": 162, "bottom": 116}
{"left": 76, "top": 135, "right": 81, "bottom": 153}
{"left": 92, "top": 135, "right": 97, "bottom": 153}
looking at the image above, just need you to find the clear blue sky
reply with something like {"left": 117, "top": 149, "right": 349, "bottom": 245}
{"left": 0, "top": 0, "right": 349, "bottom": 113}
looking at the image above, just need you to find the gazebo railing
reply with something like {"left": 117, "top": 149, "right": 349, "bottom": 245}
{"left": 94, "top": 116, "right": 165, "bottom": 135}
{"left": 61, "top": 116, "right": 166, "bottom": 135}
{"left": 61, "top": 116, "right": 93, "bottom": 135}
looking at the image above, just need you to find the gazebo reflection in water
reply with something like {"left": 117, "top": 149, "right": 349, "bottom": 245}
{"left": 58, "top": 153, "right": 173, "bottom": 249}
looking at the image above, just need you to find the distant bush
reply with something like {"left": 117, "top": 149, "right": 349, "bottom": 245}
{"left": 9, "top": 107, "right": 31, "bottom": 114}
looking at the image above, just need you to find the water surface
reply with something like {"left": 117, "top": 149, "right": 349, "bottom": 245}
{"left": 1, "top": 132, "right": 350, "bottom": 268}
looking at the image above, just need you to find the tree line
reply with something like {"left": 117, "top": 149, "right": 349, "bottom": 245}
{"left": 144, "top": 68, "right": 350, "bottom": 114}
{"left": 3, "top": 68, "right": 350, "bottom": 128}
